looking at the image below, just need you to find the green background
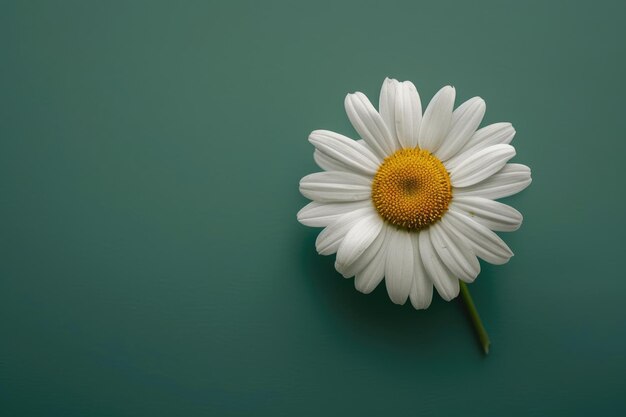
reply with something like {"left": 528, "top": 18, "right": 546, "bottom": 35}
{"left": 2, "top": 0, "right": 625, "bottom": 415}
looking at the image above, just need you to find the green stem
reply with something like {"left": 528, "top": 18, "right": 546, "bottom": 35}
{"left": 459, "top": 281, "right": 490, "bottom": 355}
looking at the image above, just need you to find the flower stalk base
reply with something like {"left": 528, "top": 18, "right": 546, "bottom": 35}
{"left": 459, "top": 281, "right": 490, "bottom": 355}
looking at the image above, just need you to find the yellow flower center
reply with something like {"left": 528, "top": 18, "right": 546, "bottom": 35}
{"left": 371, "top": 148, "right": 452, "bottom": 230}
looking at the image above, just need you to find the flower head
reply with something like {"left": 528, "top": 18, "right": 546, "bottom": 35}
{"left": 298, "top": 78, "right": 531, "bottom": 309}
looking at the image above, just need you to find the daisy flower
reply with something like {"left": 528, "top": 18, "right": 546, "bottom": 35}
{"left": 298, "top": 78, "right": 531, "bottom": 310}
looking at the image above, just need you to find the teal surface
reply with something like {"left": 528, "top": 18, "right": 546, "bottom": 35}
{"left": 2, "top": 1, "right": 625, "bottom": 416}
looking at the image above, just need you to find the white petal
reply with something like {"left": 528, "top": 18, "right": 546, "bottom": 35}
{"left": 345, "top": 92, "right": 397, "bottom": 159}
{"left": 445, "top": 123, "right": 515, "bottom": 171}
{"left": 454, "top": 163, "right": 532, "bottom": 200}
{"left": 339, "top": 223, "right": 387, "bottom": 278}
{"left": 429, "top": 222, "right": 480, "bottom": 283}
{"left": 309, "top": 130, "right": 380, "bottom": 175}
{"left": 336, "top": 213, "right": 383, "bottom": 273}
{"left": 450, "top": 144, "right": 516, "bottom": 188}
{"left": 442, "top": 210, "right": 513, "bottom": 265}
{"left": 409, "top": 234, "right": 433, "bottom": 310}
{"left": 379, "top": 78, "right": 399, "bottom": 142}
{"left": 315, "top": 207, "right": 374, "bottom": 256}
{"left": 418, "top": 86, "right": 455, "bottom": 152}
{"left": 299, "top": 171, "right": 371, "bottom": 203}
{"left": 450, "top": 196, "right": 523, "bottom": 232}
{"left": 297, "top": 201, "right": 372, "bottom": 227}
{"left": 418, "top": 229, "right": 460, "bottom": 301}
{"left": 436, "top": 97, "right": 485, "bottom": 161}
{"left": 384, "top": 228, "right": 414, "bottom": 305}
{"left": 354, "top": 225, "right": 389, "bottom": 293}
{"left": 313, "top": 149, "right": 348, "bottom": 172}
{"left": 394, "top": 81, "right": 422, "bottom": 148}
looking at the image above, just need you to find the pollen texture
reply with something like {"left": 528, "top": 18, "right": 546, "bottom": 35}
{"left": 371, "top": 148, "right": 452, "bottom": 230}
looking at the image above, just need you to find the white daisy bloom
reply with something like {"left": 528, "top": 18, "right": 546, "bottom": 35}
{"left": 298, "top": 78, "right": 531, "bottom": 309}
